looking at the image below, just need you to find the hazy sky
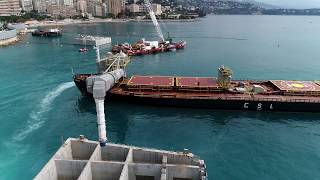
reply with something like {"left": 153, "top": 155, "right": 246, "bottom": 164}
{"left": 259, "top": 0, "right": 320, "bottom": 8}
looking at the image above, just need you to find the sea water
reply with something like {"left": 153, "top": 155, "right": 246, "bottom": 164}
{"left": 0, "top": 15, "right": 320, "bottom": 179}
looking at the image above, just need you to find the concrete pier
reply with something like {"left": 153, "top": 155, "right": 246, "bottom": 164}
{"left": 0, "top": 29, "right": 18, "bottom": 46}
{"left": 34, "top": 138, "right": 207, "bottom": 180}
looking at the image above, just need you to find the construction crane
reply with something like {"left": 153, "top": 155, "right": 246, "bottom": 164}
{"left": 144, "top": 0, "right": 165, "bottom": 42}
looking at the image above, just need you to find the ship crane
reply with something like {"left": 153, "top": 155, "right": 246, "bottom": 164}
{"left": 88, "top": 43, "right": 129, "bottom": 146}
{"left": 144, "top": 0, "right": 165, "bottom": 42}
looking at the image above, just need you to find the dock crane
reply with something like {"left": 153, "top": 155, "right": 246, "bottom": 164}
{"left": 144, "top": 0, "right": 165, "bottom": 42}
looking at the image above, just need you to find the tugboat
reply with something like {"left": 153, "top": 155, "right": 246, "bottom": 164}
{"left": 32, "top": 28, "right": 62, "bottom": 37}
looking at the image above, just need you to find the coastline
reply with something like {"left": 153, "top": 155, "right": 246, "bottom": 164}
{"left": 26, "top": 18, "right": 200, "bottom": 28}
{"left": 0, "top": 36, "right": 19, "bottom": 46}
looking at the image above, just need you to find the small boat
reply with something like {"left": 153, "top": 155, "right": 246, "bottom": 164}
{"left": 32, "top": 28, "right": 62, "bottom": 37}
{"left": 79, "top": 48, "right": 88, "bottom": 52}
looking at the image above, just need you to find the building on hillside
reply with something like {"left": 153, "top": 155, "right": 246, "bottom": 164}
{"left": 127, "top": 3, "right": 162, "bottom": 15}
{"left": 151, "top": 3, "right": 162, "bottom": 15}
{"left": 0, "top": 0, "right": 21, "bottom": 16}
{"left": 63, "top": 0, "right": 73, "bottom": 6}
{"left": 32, "top": 0, "right": 50, "bottom": 13}
{"left": 127, "top": 3, "right": 139, "bottom": 13}
{"left": 94, "top": 2, "right": 104, "bottom": 16}
{"left": 47, "top": 5, "right": 78, "bottom": 18}
{"left": 86, "top": 0, "right": 105, "bottom": 17}
{"left": 167, "top": 14, "right": 181, "bottom": 19}
{"left": 76, "top": 0, "right": 87, "bottom": 14}
{"left": 86, "top": 0, "right": 96, "bottom": 15}
{"left": 107, "top": 0, "right": 124, "bottom": 17}
{"left": 20, "top": 0, "right": 34, "bottom": 12}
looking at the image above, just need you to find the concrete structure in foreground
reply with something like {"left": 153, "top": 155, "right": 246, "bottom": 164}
{"left": 35, "top": 137, "right": 207, "bottom": 180}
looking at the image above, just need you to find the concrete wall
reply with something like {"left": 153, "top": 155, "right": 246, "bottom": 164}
{"left": 0, "top": 29, "right": 17, "bottom": 40}
{"left": 56, "top": 160, "right": 87, "bottom": 180}
{"left": 128, "top": 164, "right": 162, "bottom": 180}
{"left": 133, "top": 149, "right": 163, "bottom": 164}
{"left": 166, "top": 165, "right": 200, "bottom": 180}
{"left": 101, "top": 145, "right": 129, "bottom": 162}
{"left": 70, "top": 140, "right": 97, "bottom": 160}
{"left": 34, "top": 158, "right": 58, "bottom": 180}
{"left": 91, "top": 162, "right": 123, "bottom": 180}
{"left": 35, "top": 138, "right": 206, "bottom": 180}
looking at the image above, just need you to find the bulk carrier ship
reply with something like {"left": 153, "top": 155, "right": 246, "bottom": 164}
{"left": 74, "top": 65, "right": 320, "bottom": 112}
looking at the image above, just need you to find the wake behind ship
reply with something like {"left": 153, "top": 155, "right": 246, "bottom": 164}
{"left": 74, "top": 65, "right": 320, "bottom": 112}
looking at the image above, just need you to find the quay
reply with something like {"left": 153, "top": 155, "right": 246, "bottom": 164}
{"left": 0, "top": 29, "right": 18, "bottom": 46}
{"left": 34, "top": 137, "right": 207, "bottom": 180}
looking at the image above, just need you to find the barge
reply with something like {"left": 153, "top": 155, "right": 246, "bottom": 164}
{"left": 112, "top": 38, "right": 186, "bottom": 56}
{"left": 74, "top": 66, "right": 320, "bottom": 112}
{"left": 32, "top": 28, "right": 62, "bottom": 37}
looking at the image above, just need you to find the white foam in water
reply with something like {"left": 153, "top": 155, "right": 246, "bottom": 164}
{"left": 13, "top": 82, "right": 75, "bottom": 142}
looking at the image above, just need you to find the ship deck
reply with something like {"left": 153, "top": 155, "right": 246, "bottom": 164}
{"left": 112, "top": 76, "right": 320, "bottom": 103}
{"left": 270, "top": 80, "right": 320, "bottom": 92}
{"left": 176, "top": 77, "right": 219, "bottom": 87}
{"left": 128, "top": 75, "right": 174, "bottom": 86}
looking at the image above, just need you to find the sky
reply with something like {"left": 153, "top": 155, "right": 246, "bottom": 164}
{"left": 259, "top": 0, "right": 320, "bottom": 9}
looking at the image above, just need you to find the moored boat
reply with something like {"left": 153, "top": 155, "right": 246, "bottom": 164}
{"left": 112, "top": 38, "right": 186, "bottom": 56}
{"left": 32, "top": 28, "right": 62, "bottom": 37}
{"left": 74, "top": 66, "right": 320, "bottom": 112}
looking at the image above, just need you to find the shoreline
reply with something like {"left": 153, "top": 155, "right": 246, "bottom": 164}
{"left": 26, "top": 18, "right": 200, "bottom": 28}
{"left": 0, "top": 37, "right": 19, "bottom": 46}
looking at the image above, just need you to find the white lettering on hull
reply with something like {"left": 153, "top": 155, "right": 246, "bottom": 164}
{"left": 243, "top": 103, "right": 275, "bottom": 111}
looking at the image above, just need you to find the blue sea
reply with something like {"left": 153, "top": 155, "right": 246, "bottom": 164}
{"left": 0, "top": 15, "right": 320, "bottom": 179}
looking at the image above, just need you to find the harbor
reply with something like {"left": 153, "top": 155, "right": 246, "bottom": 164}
{"left": 1, "top": 15, "right": 320, "bottom": 180}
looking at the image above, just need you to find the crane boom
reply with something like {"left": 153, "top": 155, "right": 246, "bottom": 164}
{"left": 144, "top": 0, "right": 165, "bottom": 42}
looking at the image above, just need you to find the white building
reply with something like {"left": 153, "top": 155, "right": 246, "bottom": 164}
{"left": 128, "top": 3, "right": 162, "bottom": 15}
{"left": 63, "top": 0, "right": 73, "bottom": 6}
{"left": 151, "top": 3, "right": 162, "bottom": 15}
{"left": 127, "top": 3, "right": 139, "bottom": 13}
{"left": 32, "top": 0, "right": 49, "bottom": 13}
{"left": 107, "top": 0, "right": 125, "bottom": 16}
{"left": 0, "top": 0, "right": 21, "bottom": 16}
{"left": 76, "top": 0, "right": 87, "bottom": 14}
{"left": 20, "top": 0, "right": 33, "bottom": 12}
